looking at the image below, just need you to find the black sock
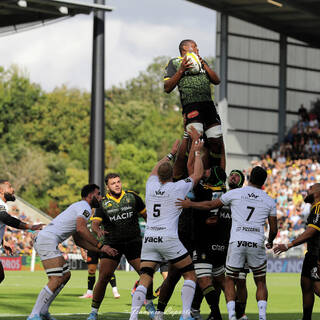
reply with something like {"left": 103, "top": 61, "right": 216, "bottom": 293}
{"left": 302, "top": 307, "right": 313, "bottom": 320}
{"left": 88, "top": 273, "right": 95, "bottom": 291}
{"left": 157, "top": 300, "right": 167, "bottom": 312}
{"left": 191, "top": 283, "right": 204, "bottom": 310}
{"left": 146, "top": 282, "right": 154, "bottom": 300}
{"left": 110, "top": 274, "right": 117, "bottom": 288}
{"left": 235, "top": 301, "right": 246, "bottom": 319}
{"left": 203, "top": 286, "right": 222, "bottom": 320}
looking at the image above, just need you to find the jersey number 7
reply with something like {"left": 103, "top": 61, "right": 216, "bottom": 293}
{"left": 246, "top": 206, "right": 255, "bottom": 221}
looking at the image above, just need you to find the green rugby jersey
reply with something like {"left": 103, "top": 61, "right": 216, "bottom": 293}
{"left": 93, "top": 190, "right": 146, "bottom": 244}
{"left": 164, "top": 57, "right": 212, "bottom": 107}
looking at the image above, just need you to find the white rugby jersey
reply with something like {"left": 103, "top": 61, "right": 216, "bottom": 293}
{"left": 145, "top": 175, "right": 193, "bottom": 238}
{"left": 220, "top": 186, "right": 276, "bottom": 245}
{"left": 0, "top": 199, "right": 9, "bottom": 244}
{"left": 41, "top": 200, "right": 92, "bottom": 243}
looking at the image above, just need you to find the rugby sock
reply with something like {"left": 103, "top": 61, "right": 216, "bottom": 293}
{"left": 302, "top": 307, "right": 313, "bottom": 320}
{"left": 191, "top": 283, "right": 203, "bottom": 310}
{"left": 257, "top": 300, "right": 267, "bottom": 320}
{"left": 88, "top": 272, "right": 96, "bottom": 290}
{"left": 203, "top": 286, "right": 222, "bottom": 320}
{"left": 30, "top": 285, "right": 53, "bottom": 316}
{"left": 40, "top": 283, "right": 65, "bottom": 315}
{"left": 181, "top": 279, "right": 196, "bottom": 319}
{"left": 157, "top": 300, "right": 167, "bottom": 312}
{"left": 146, "top": 282, "right": 154, "bottom": 300}
{"left": 130, "top": 285, "right": 147, "bottom": 320}
{"left": 110, "top": 274, "right": 117, "bottom": 288}
{"left": 235, "top": 301, "right": 246, "bottom": 319}
{"left": 226, "top": 301, "right": 236, "bottom": 320}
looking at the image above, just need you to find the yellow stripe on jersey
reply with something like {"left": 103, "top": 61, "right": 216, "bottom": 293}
{"left": 92, "top": 217, "right": 102, "bottom": 221}
{"left": 107, "top": 190, "right": 125, "bottom": 203}
{"left": 164, "top": 77, "right": 170, "bottom": 81}
{"left": 140, "top": 208, "right": 146, "bottom": 215}
{"left": 311, "top": 201, "right": 320, "bottom": 212}
{"left": 309, "top": 224, "right": 320, "bottom": 231}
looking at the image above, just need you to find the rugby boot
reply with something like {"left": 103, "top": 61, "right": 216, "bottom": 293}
{"left": 79, "top": 292, "right": 93, "bottom": 299}
{"left": 190, "top": 308, "right": 203, "bottom": 320}
{"left": 179, "top": 316, "right": 194, "bottom": 320}
{"left": 87, "top": 311, "right": 98, "bottom": 320}
{"left": 27, "top": 315, "right": 42, "bottom": 320}
{"left": 238, "top": 315, "right": 248, "bottom": 320}
{"left": 145, "top": 300, "right": 156, "bottom": 319}
{"left": 40, "top": 312, "right": 57, "bottom": 320}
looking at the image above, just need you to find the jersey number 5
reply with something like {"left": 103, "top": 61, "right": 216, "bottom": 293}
{"left": 246, "top": 206, "right": 255, "bottom": 221}
{"left": 153, "top": 204, "right": 161, "bottom": 217}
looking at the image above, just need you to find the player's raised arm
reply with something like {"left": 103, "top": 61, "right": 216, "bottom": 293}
{"left": 189, "top": 138, "right": 204, "bottom": 186}
{"left": 149, "top": 139, "right": 180, "bottom": 177}
{"left": 0, "top": 210, "right": 44, "bottom": 231}
{"left": 176, "top": 197, "right": 223, "bottom": 211}
{"left": 198, "top": 55, "right": 220, "bottom": 85}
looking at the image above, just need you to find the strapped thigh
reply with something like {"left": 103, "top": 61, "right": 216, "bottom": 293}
{"left": 250, "top": 260, "right": 267, "bottom": 278}
{"left": 46, "top": 266, "right": 63, "bottom": 277}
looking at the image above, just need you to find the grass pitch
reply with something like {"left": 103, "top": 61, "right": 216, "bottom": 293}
{"left": 0, "top": 270, "right": 319, "bottom": 319}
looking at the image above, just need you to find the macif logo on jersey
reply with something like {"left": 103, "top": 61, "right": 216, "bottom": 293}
{"left": 144, "top": 236, "right": 163, "bottom": 243}
{"left": 237, "top": 241, "right": 258, "bottom": 248}
{"left": 248, "top": 193, "right": 259, "bottom": 199}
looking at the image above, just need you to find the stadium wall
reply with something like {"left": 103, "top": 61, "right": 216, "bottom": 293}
{"left": 215, "top": 13, "right": 320, "bottom": 172}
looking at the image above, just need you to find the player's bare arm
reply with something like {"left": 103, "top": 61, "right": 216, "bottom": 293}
{"left": 0, "top": 210, "right": 45, "bottom": 231}
{"left": 266, "top": 216, "right": 278, "bottom": 249}
{"left": 176, "top": 198, "right": 223, "bottom": 211}
{"left": 197, "top": 54, "right": 220, "bottom": 85}
{"left": 186, "top": 126, "right": 201, "bottom": 175}
{"left": 164, "top": 56, "right": 192, "bottom": 93}
{"left": 149, "top": 139, "right": 180, "bottom": 176}
{"left": 189, "top": 139, "right": 204, "bottom": 185}
{"left": 274, "top": 226, "right": 318, "bottom": 254}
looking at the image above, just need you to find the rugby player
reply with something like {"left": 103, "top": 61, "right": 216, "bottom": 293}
{"left": 87, "top": 173, "right": 155, "bottom": 320}
{"left": 129, "top": 139, "right": 203, "bottom": 320}
{"left": 274, "top": 183, "right": 320, "bottom": 320}
{"left": 177, "top": 166, "right": 278, "bottom": 320}
{"left": 0, "top": 179, "right": 44, "bottom": 285}
{"left": 28, "top": 184, "right": 116, "bottom": 320}
{"left": 79, "top": 221, "right": 120, "bottom": 299}
{"left": 164, "top": 39, "right": 225, "bottom": 170}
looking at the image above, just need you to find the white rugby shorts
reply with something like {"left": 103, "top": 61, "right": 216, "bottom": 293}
{"left": 226, "top": 240, "right": 266, "bottom": 270}
{"left": 141, "top": 235, "right": 188, "bottom": 262}
{"left": 34, "top": 231, "right": 62, "bottom": 261}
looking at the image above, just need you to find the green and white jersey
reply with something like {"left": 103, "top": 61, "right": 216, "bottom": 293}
{"left": 164, "top": 57, "right": 212, "bottom": 107}
{"left": 93, "top": 190, "right": 146, "bottom": 245}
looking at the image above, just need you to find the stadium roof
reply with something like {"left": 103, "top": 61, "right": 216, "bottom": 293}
{"left": 187, "top": 0, "right": 320, "bottom": 48}
{"left": 0, "top": 0, "right": 112, "bottom": 34}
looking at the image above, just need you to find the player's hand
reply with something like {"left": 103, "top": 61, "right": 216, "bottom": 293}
{"left": 3, "top": 241, "right": 14, "bottom": 255}
{"left": 188, "top": 125, "right": 201, "bottom": 141}
{"left": 96, "top": 229, "right": 108, "bottom": 239}
{"left": 194, "top": 139, "right": 204, "bottom": 152}
{"left": 80, "top": 248, "right": 88, "bottom": 262}
{"left": 179, "top": 55, "right": 193, "bottom": 72}
{"left": 197, "top": 54, "right": 206, "bottom": 68}
{"left": 273, "top": 243, "right": 289, "bottom": 254}
{"left": 101, "top": 245, "right": 118, "bottom": 256}
{"left": 266, "top": 241, "right": 273, "bottom": 249}
{"left": 30, "top": 224, "right": 45, "bottom": 231}
{"left": 176, "top": 198, "right": 192, "bottom": 209}
{"left": 170, "top": 139, "right": 180, "bottom": 155}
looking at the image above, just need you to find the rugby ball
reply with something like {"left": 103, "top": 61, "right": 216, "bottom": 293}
{"left": 186, "top": 52, "right": 201, "bottom": 75}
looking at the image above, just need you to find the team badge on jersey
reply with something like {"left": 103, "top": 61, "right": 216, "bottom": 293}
{"left": 184, "top": 178, "right": 192, "bottom": 183}
{"left": 0, "top": 205, "right": 6, "bottom": 211}
{"left": 83, "top": 210, "right": 91, "bottom": 218}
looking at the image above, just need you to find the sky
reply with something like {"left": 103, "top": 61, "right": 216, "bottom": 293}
{"left": 0, "top": 0, "right": 217, "bottom": 92}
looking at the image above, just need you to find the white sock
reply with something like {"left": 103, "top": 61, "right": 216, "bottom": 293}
{"left": 227, "top": 301, "right": 236, "bottom": 320}
{"left": 130, "top": 285, "right": 147, "bottom": 320}
{"left": 87, "top": 289, "right": 93, "bottom": 295}
{"left": 91, "top": 307, "right": 99, "bottom": 313}
{"left": 181, "top": 279, "right": 196, "bottom": 319}
{"left": 30, "top": 286, "right": 54, "bottom": 316}
{"left": 258, "top": 300, "right": 267, "bottom": 320}
{"left": 112, "top": 287, "right": 119, "bottom": 293}
{"left": 40, "top": 284, "right": 65, "bottom": 315}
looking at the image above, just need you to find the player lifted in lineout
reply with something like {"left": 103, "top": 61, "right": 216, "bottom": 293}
{"left": 164, "top": 39, "right": 225, "bottom": 170}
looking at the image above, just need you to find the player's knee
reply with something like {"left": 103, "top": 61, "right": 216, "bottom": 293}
{"left": 251, "top": 261, "right": 267, "bottom": 278}
{"left": 88, "top": 265, "right": 97, "bottom": 274}
{"left": 205, "top": 125, "right": 222, "bottom": 139}
{"left": 63, "top": 271, "right": 71, "bottom": 283}
{"left": 198, "top": 276, "right": 211, "bottom": 289}
{"left": 140, "top": 267, "right": 155, "bottom": 278}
